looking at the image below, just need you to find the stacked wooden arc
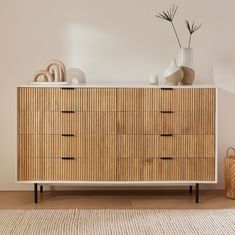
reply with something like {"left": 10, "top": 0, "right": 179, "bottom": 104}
{"left": 32, "top": 60, "right": 66, "bottom": 82}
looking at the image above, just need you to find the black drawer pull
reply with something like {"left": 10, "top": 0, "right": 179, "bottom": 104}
{"left": 62, "top": 134, "right": 75, "bottom": 137}
{"left": 160, "top": 157, "right": 173, "bottom": 160}
{"left": 61, "top": 110, "right": 75, "bottom": 113}
{"left": 161, "top": 88, "right": 173, "bottom": 91}
{"left": 61, "top": 157, "right": 75, "bottom": 160}
{"left": 61, "top": 88, "right": 75, "bottom": 90}
{"left": 161, "top": 111, "right": 174, "bottom": 114}
{"left": 160, "top": 134, "right": 173, "bottom": 137}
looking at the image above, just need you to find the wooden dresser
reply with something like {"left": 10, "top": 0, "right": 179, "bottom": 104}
{"left": 17, "top": 85, "right": 217, "bottom": 203}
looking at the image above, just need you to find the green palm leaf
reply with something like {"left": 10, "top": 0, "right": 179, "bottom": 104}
{"left": 156, "top": 5, "right": 178, "bottom": 22}
{"left": 155, "top": 5, "right": 182, "bottom": 48}
{"left": 185, "top": 20, "right": 201, "bottom": 47}
{"left": 185, "top": 20, "right": 201, "bottom": 34}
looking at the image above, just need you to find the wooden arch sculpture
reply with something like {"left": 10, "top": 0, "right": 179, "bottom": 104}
{"left": 32, "top": 70, "right": 54, "bottom": 82}
{"left": 45, "top": 60, "right": 66, "bottom": 82}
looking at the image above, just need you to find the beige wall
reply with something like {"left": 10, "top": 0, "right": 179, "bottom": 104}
{"left": 1, "top": 0, "right": 235, "bottom": 190}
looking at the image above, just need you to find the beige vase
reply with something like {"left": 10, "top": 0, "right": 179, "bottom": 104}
{"left": 165, "top": 69, "right": 184, "bottom": 86}
{"left": 180, "top": 66, "right": 195, "bottom": 85}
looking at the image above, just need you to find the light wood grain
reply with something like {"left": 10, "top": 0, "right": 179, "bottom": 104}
{"left": 117, "top": 111, "right": 215, "bottom": 135}
{"left": 0, "top": 191, "right": 231, "bottom": 210}
{"left": 17, "top": 87, "right": 216, "bottom": 182}
{"left": 88, "top": 88, "right": 116, "bottom": 111}
{"left": 19, "top": 135, "right": 116, "bottom": 158}
{"left": 117, "top": 158, "right": 215, "bottom": 181}
{"left": 118, "top": 135, "right": 215, "bottom": 158}
{"left": 18, "top": 111, "right": 116, "bottom": 135}
{"left": 18, "top": 157, "right": 116, "bottom": 181}
{"left": 18, "top": 87, "right": 117, "bottom": 181}
{"left": 160, "top": 88, "right": 216, "bottom": 112}
{"left": 18, "top": 88, "right": 87, "bottom": 111}
{"left": 18, "top": 88, "right": 116, "bottom": 111}
{"left": 117, "top": 88, "right": 215, "bottom": 112}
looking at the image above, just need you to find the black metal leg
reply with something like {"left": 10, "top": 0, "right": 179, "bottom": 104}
{"left": 196, "top": 183, "right": 199, "bottom": 203}
{"left": 189, "top": 185, "right": 193, "bottom": 193}
{"left": 40, "top": 185, "right": 43, "bottom": 193}
{"left": 34, "top": 183, "right": 38, "bottom": 203}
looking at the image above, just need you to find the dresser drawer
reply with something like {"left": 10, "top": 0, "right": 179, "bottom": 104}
{"left": 160, "top": 111, "right": 215, "bottom": 135}
{"left": 18, "top": 135, "right": 116, "bottom": 158}
{"left": 19, "top": 111, "right": 116, "bottom": 134}
{"left": 18, "top": 157, "right": 116, "bottom": 181}
{"left": 118, "top": 135, "right": 215, "bottom": 158}
{"left": 18, "top": 88, "right": 88, "bottom": 111}
{"left": 117, "top": 88, "right": 161, "bottom": 111}
{"left": 117, "top": 88, "right": 215, "bottom": 112}
{"left": 160, "top": 88, "right": 215, "bottom": 112}
{"left": 18, "top": 88, "right": 116, "bottom": 111}
{"left": 117, "top": 157, "right": 215, "bottom": 181}
{"left": 87, "top": 88, "right": 116, "bottom": 111}
{"left": 117, "top": 111, "right": 215, "bottom": 135}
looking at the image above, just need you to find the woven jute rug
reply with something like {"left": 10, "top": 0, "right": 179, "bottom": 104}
{"left": 0, "top": 209, "right": 235, "bottom": 235}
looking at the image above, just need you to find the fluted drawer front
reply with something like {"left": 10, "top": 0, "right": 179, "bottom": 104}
{"left": 19, "top": 111, "right": 116, "bottom": 135}
{"left": 19, "top": 135, "right": 116, "bottom": 158}
{"left": 160, "top": 88, "right": 215, "bottom": 112}
{"left": 18, "top": 157, "right": 116, "bottom": 181}
{"left": 117, "top": 88, "right": 161, "bottom": 111}
{"left": 117, "top": 111, "right": 215, "bottom": 135}
{"left": 87, "top": 88, "right": 116, "bottom": 111}
{"left": 18, "top": 88, "right": 87, "bottom": 111}
{"left": 18, "top": 88, "right": 116, "bottom": 111}
{"left": 118, "top": 135, "right": 215, "bottom": 158}
{"left": 117, "top": 157, "right": 215, "bottom": 181}
{"left": 117, "top": 88, "right": 215, "bottom": 112}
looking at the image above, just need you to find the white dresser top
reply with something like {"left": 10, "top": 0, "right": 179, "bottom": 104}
{"left": 18, "top": 83, "right": 216, "bottom": 88}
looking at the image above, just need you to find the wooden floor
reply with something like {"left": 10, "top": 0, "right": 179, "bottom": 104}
{"left": 0, "top": 189, "right": 235, "bottom": 210}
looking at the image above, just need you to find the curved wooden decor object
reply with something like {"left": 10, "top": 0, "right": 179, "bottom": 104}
{"left": 180, "top": 66, "right": 195, "bottom": 85}
{"left": 45, "top": 60, "right": 66, "bottom": 82}
{"left": 32, "top": 70, "right": 54, "bottom": 82}
{"left": 48, "top": 65, "right": 60, "bottom": 82}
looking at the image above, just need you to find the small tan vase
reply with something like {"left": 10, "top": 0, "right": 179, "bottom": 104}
{"left": 165, "top": 69, "right": 184, "bottom": 86}
{"left": 180, "top": 66, "right": 195, "bottom": 85}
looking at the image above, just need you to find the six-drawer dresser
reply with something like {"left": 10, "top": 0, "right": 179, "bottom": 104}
{"left": 17, "top": 84, "right": 217, "bottom": 203}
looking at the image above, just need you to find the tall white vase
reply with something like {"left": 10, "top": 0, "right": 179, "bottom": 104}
{"left": 178, "top": 48, "right": 195, "bottom": 85}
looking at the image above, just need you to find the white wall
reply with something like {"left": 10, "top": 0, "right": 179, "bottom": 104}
{"left": 1, "top": 0, "right": 235, "bottom": 190}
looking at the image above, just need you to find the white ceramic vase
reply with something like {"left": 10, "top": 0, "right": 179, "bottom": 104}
{"left": 178, "top": 48, "right": 195, "bottom": 85}
{"left": 164, "top": 59, "right": 183, "bottom": 86}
